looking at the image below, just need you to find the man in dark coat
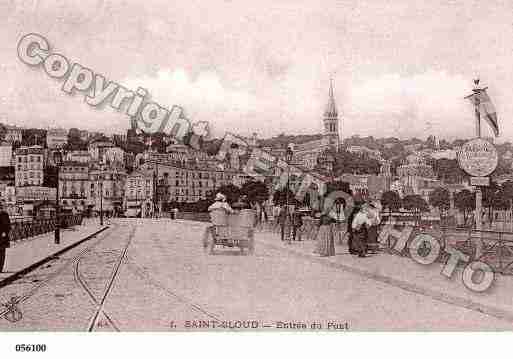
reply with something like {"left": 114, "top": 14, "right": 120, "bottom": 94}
{"left": 0, "top": 203, "right": 11, "bottom": 272}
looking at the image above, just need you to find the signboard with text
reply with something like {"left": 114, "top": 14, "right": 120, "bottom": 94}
{"left": 470, "top": 176, "right": 490, "bottom": 187}
{"left": 457, "top": 138, "right": 498, "bottom": 177}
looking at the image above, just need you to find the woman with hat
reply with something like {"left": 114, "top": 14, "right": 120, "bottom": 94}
{"left": 366, "top": 199, "right": 382, "bottom": 254}
{"left": 351, "top": 202, "right": 373, "bottom": 257}
{"left": 204, "top": 193, "right": 234, "bottom": 250}
{"left": 314, "top": 197, "right": 337, "bottom": 257}
{"left": 208, "top": 193, "right": 234, "bottom": 213}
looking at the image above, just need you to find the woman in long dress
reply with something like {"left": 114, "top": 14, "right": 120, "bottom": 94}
{"left": 366, "top": 200, "right": 382, "bottom": 254}
{"left": 315, "top": 211, "right": 336, "bottom": 257}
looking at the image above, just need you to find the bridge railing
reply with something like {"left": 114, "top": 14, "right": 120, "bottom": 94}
{"left": 376, "top": 223, "right": 513, "bottom": 276}
{"left": 9, "top": 214, "right": 84, "bottom": 243}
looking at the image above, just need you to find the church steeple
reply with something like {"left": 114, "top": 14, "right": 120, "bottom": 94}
{"left": 323, "top": 77, "right": 340, "bottom": 148}
{"left": 324, "top": 78, "right": 338, "bottom": 118}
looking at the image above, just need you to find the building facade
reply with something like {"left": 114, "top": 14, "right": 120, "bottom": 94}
{"left": 88, "top": 166, "right": 126, "bottom": 214}
{"left": 15, "top": 146, "right": 44, "bottom": 187}
{"left": 58, "top": 161, "right": 89, "bottom": 211}
{"left": 124, "top": 171, "right": 153, "bottom": 217}
{"left": 0, "top": 144, "right": 13, "bottom": 167}
{"left": 141, "top": 161, "right": 238, "bottom": 204}
{"left": 4, "top": 125, "right": 23, "bottom": 143}
{"left": 46, "top": 128, "right": 68, "bottom": 149}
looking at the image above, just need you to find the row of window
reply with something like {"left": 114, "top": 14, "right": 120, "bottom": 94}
{"left": 17, "top": 155, "right": 42, "bottom": 162}
{"left": 18, "top": 171, "right": 42, "bottom": 179}
{"left": 160, "top": 171, "right": 233, "bottom": 180}
{"left": 17, "top": 164, "right": 43, "bottom": 170}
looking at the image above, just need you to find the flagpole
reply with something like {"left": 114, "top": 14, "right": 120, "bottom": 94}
{"left": 473, "top": 82, "right": 482, "bottom": 138}
{"left": 472, "top": 79, "right": 483, "bottom": 258}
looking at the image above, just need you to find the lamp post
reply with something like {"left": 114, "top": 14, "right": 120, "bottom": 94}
{"left": 53, "top": 151, "right": 62, "bottom": 244}
{"left": 285, "top": 146, "right": 293, "bottom": 244}
{"left": 98, "top": 163, "right": 104, "bottom": 226}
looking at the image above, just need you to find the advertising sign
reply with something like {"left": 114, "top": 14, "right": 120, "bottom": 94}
{"left": 457, "top": 138, "right": 498, "bottom": 177}
{"left": 470, "top": 176, "right": 490, "bottom": 187}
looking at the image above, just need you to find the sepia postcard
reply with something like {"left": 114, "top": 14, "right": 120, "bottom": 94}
{"left": 1, "top": 0, "right": 513, "bottom": 356}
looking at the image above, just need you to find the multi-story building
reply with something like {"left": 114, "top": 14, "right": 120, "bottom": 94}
{"left": 88, "top": 136, "right": 115, "bottom": 162}
{"left": 104, "top": 147, "right": 125, "bottom": 167}
{"left": 346, "top": 145, "right": 382, "bottom": 160}
{"left": 64, "top": 150, "right": 91, "bottom": 164}
{"left": 123, "top": 171, "right": 153, "bottom": 217}
{"left": 88, "top": 165, "right": 126, "bottom": 215}
{"left": 141, "top": 161, "right": 239, "bottom": 204}
{"left": 0, "top": 144, "right": 13, "bottom": 167}
{"left": 14, "top": 146, "right": 44, "bottom": 187}
{"left": 58, "top": 161, "right": 89, "bottom": 211}
{"left": 4, "top": 125, "right": 23, "bottom": 143}
{"left": 0, "top": 183, "right": 16, "bottom": 205}
{"left": 46, "top": 128, "right": 68, "bottom": 149}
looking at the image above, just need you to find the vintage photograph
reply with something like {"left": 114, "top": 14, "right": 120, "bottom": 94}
{"left": 1, "top": 0, "right": 513, "bottom": 342}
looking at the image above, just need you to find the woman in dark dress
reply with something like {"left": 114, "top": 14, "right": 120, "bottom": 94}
{"left": 346, "top": 204, "right": 361, "bottom": 255}
{"left": 315, "top": 211, "right": 336, "bottom": 257}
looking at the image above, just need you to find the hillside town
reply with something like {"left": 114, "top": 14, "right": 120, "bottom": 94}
{"left": 0, "top": 80, "right": 512, "bottom": 229}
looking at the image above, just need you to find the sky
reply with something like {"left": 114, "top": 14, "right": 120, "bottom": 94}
{"left": 2, "top": 0, "right": 513, "bottom": 142}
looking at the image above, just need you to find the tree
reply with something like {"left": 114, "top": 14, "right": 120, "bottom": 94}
{"left": 402, "top": 194, "right": 429, "bottom": 213}
{"left": 381, "top": 190, "right": 402, "bottom": 213}
{"left": 333, "top": 150, "right": 380, "bottom": 176}
{"left": 66, "top": 128, "right": 87, "bottom": 150}
{"left": 240, "top": 180, "right": 269, "bottom": 205}
{"left": 500, "top": 180, "right": 513, "bottom": 210}
{"left": 454, "top": 189, "right": 476, "bottom": 226}
{"left": 433, "top": 158, "right": 467, "bottom": 184}
{"left": 429, "top": 187, "right": 451, "bottom": 217}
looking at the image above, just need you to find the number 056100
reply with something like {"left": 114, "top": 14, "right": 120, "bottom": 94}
{"left": 15, "top": 344, "right": 47, "bottom": 352}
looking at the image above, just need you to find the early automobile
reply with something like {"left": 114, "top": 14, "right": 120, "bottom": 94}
{"left": 205, "top": 209, "right": 256, "bottom": 255}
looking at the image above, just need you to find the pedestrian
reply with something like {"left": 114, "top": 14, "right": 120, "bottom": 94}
{"left": 173, "top": 207, "right": 179, "bottom": 220}
{"left": 366, "top": 200, "right": 382, "bottom": 254}
{"left": 272, "top": 204, "right": 281, "bottom": 233}
{"left": 278, "top": 204, "right": 293, "bottom": 241}
{"left": 0, "top": 203, "right": 11, "bottom": 273}
{"left": 205, "top": 193, "right": 234, "bottom": 250}
{"left": 346, "top": 203, "right": 361, "bottom": 254}
{"left": 351, "top": 203, "right": 373, "bottom": 258}
{"left": 291, "top": 207, "right": 303, "bottom": 241}
{"left": 315, "top": 205, "right": 336, "bottom": 257}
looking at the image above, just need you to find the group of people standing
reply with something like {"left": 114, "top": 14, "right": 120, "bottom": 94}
{"left": 315, "top": 198, "right": 382, "bottom": 258}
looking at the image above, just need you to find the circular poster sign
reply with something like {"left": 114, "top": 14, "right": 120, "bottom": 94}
{"left": 457, "top": 138, "right": 498, "bottom": 177}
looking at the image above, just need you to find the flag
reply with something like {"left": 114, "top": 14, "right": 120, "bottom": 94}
{"left": 468, "top": 90, "right": 499, "bottom": 136}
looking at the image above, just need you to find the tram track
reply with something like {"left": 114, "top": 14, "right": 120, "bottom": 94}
{"left": 125, "top": 257, "right": 222, "bottom": 322}
{"left": 0, "top": 224, "right": 114, "bottom": 319}
{"left": 74, "top": 224, "right": 137, "bottom": 332}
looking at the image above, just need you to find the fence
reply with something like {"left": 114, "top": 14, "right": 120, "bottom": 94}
{"left": 9, "top": 214, "right": 84, "bottom": 243}
{"left": 375, "top": 222, "right": 513, "bottom": 276}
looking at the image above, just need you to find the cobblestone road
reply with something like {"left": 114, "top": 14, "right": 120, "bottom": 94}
{"left": 0, "top": 219, "right": 511, "bottom": 331}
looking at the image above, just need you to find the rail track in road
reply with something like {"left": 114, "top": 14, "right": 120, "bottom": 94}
{"left": 125, "top": 258, "right": 222, "bottom": 322}
{"left": 0, "top": 224, "right": 114, "bottom": 320}
{"left": 74, "top": 224, "right": 136, "bottom": 332}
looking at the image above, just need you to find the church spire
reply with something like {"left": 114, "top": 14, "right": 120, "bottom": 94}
{"left": 324, "top": 77, "right": 338, "bottom": 117}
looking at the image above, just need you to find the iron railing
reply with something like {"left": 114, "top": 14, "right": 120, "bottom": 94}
{"left": 9, "top": 214, "right": 84, "bottom": 243}
{"left": 376, "top": 223, "right": 513, "bottom": 276}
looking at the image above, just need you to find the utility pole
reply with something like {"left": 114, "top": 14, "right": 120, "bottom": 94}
{"left": 464, "top": 78, "right": 488, "bottom": 258}
{"left": 473, "top": 80, "right": 483, "bottom": 258}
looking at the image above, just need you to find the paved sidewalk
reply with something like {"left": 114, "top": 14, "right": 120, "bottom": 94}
{"left": 0, "top": 219, "right": 108, "bottom": 280}
{"left": 255, "top": 227, "right": 513, "bottom": 325}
